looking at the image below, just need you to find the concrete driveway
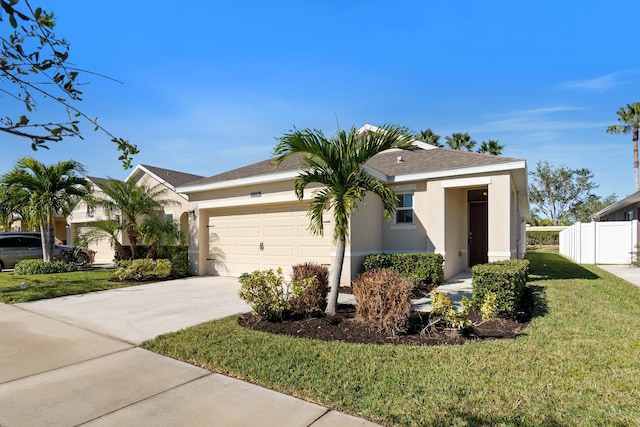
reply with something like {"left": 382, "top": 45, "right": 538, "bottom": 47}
{"left": 16, "top": 276, "right": 252, "bottom": 344}
{"left": 0, "top": 276, "right": 379, "bottom": 426}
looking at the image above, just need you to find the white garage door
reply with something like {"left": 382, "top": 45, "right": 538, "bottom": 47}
{"left": 206, "top": 203, "right": 333, "bottom": 276}
{"left": 75, "top": 224, "right": 115, "bottom": 264}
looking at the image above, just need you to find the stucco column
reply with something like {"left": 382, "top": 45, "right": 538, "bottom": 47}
{"left": 487, "top": 174, "right": 512, "bottom": 262}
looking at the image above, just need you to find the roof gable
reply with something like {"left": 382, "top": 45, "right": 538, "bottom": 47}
{"left": 126, "top": 164, "right": 205, "bottom": 189}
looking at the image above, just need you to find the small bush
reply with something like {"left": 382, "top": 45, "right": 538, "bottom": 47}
{"left": 472, "top": 259, "right": 529, "bottom": 316}
{"left": 429, "top": 291, "right": 471, "bottom": 330}
{"left": 114, "top": 245, "right": 188, "bottom": 260}
{"left": 238, "top": 268, "right": 291, "bottom": 320}
{"left": 14, "top": 260, "right": 77, "bottom": 275}
{"left": 170, "top": 252, "right": 189, "bottom": 278}
{"left": 290, "top": 263, "right": 329, "bottom": 313}
{"left": 352, "top": 268, "right": 412, "bottom": 334}
{"left": 480, "top": 291, "right": 499, "bottom": 321}
{"left": 526, "top": 230, "right": 559, "bottom": 246}
{"left": 114, "top": 259, "right": 171, "bottom": 281}
{"left": 361, "top": 253, "right": 444, "bottom": 287}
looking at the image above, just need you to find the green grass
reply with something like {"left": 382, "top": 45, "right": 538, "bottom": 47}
{"left": 0, "top": 269, "right": 148, "bottom": 303}
{"left": 142, "top": 248, "right": 640, "bottom": 426}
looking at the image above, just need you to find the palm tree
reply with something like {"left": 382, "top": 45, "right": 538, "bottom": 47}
{"left": 445, "top": 132, "right": 476, "bottom": 151}
{"left": 274, "top": 124, "right": 415, "bottom": 315}
{"left": 0, "top": 158, "right": 91, "bottom": 261}
{"left": 140, "top": 215, "right": 181, "bottom": 259}
{"left": 92, "top": 179, "right": 179, "bottom": 259}
{"left": 75, "top": 219, "right": 129, "bottom": 260}
{"left": 607, "top": 102, "right": 640, "bottom": 191}
{"left": 414, "top": 129, "right": 443, "bottom": 147}
{"left": 477, "top": 139, "right": 504, "bottom": 155}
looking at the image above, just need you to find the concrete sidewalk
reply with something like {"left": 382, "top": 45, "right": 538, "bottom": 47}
{"left": 597, "top": 264, "right": 640, "bottom": 288}
{"left": 0, "top": 277, "right": 380, "bottom": 426}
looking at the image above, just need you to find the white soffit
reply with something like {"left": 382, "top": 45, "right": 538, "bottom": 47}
{"left": 393, "top": 161, "right": 526, "bottom": 183}
{"left": 441, "top": 176, "right": 492, "bottom": 189}
{"left": 177, "top": 171, "right": 300, "bottom": 194}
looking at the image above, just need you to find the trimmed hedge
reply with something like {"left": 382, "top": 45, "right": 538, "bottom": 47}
{"left": 526, "top": 230, "right": 559, "bottom": 246}
{"left": 170, "top": 252, "right": 189, "bottom": 278}
{"left": 290, "top": 263, "right": 329, "bottom": 313}
{"left": 14, "top": 260, "right": 78, "bottom": 275}
{"left": 471, "top": 259, "right": 529, "bottom": 316}
{"left": 361, "top": 253, "right": 444, "bottom": 287}
{"left": 114, "top": 245, "right": 188, "bottom": 261}
{"left": 114, "top": 259, "right": 171, "bottom": 281}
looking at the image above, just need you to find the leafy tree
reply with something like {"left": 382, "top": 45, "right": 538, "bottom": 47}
{"left": 0, "top": 157, "right": 91, "bottom": 261}
{"left": 1, "top": 0, "right": 138, "bottom": 168}
{"left": 89, "top": 179, "right": 179, "bottom": 259}
{"left": 477, "top": 139, "right": 504, "bottom": 155}
{"left": 529, "top": 161, "right": 598, "bottom": 226}
{"left": 274, "top": 124, "right": 415, "bottom": 315}
{"left": 445, "top": 132, "right": 476, "bottom": 151}
{"left": 414, "top": 129, "right": 442, "bottom": 147}
{"left": 568, "top": 193, "right": 618, "bottom": 223}
{"left": 607, "top": 102, "right": 640, "bottom": 191}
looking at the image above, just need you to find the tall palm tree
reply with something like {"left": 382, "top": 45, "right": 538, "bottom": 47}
{"left": 274, "top": 124, "right": 415, "bottom": 315}
{"left": 445, "top": 132, "right": 476, "bottom": 151}
{"left": 92, "top": 179, "right": 179, "bottom": 259}
{"left": 607, "top": 102, "right": 640, "bottom": 192}
{"left": 477, "top": 139, "right": 504, "bottom": 155}
{"left": 414, "top": 129, "right": 443, "bottom": 147}
{"left": 0, "top": 158, "right": 91, "bottom": 261}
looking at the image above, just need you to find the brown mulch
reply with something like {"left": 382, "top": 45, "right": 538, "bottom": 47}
{"left": 339, "top": 282, "right": 438, "bottom": 298}
{"left": 238, "top": 288, "right": 534, "bottom": 346}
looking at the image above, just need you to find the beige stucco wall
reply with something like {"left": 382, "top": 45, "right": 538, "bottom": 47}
{"left": 444, "top": 187, "right": 468, "bottom": 279}
{"left": 487, "top": 172, "right": 513, "bottom": 262}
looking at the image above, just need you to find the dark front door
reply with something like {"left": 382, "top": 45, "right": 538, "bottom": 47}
{"left": 469, "top": 201, "right": 488, "bottom": 266}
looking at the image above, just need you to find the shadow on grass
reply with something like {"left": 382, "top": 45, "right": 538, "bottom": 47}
{"left": 527, "top": 250, "right": 600, "bottom": 281}
{"left": 529, "top": 284, "right": 548, "bottom": 318}
{"left": 436, "top": 403, "right": 564, "bottom": 427}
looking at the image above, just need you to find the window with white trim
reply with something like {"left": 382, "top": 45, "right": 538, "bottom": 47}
{"left": 395, "top": 193, "right": 414, "bottom": 224}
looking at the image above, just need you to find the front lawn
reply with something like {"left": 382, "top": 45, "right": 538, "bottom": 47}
{"left": 142, "top": 248, "right": 640, "bottom": 426}
{"left": 0, "top": 269, "right": 147, "bottom": 303}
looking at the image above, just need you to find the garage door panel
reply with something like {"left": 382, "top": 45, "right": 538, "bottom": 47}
{"left": 206, "top": 203, "right": 333, "bottom": 277}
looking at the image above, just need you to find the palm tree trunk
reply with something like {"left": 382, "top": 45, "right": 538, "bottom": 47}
{"left": 634, "top": 127, "right": 639, "bottom": 192}
{"left": 39, "top": 214, "right": 55, "bottom": 262}
{"left": 113, "top": 240, "right": 130, "bottom": 261}
{"left": 127, "top": 226, "right": 138, "bottom": 259}
{"left": 147, "top": 239, "right": 159, "bottom": 259}
{"left": 325, "top": 238, "right": 346, "bottom": 315}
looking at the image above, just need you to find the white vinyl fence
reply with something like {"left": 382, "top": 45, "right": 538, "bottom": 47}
{"left": 559, "top": 220, "right": 638, "bottom": 264}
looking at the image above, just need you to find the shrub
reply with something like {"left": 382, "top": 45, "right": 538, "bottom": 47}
{"left": 361, "top": 253, "right": 444, "bottom": 287}
{"left": 352, "top": 268, "right": 412, "bottom": 334}
{"left": 114, "top": 245, "right": 188, "bottom": 260}
{"left": 480, "top": 291, "right": 499, "bottom": 321}
{"left": 170, "top": 252, "right": 189, "bottom": 278}
{"left": 428, "top": 291, "right": 471, "bottom": 330}
{"left": 472, "top": 259, "right": 529, "bottom": 316}
{"left": 238, "top": 268, "right": 291, "bottom": 320}
{"left": 290, "top": 263, "right": 329, "bottom": 313}
{"left": 114, "top": 259, "right": 171, "bottom": 281}
{"left": 526, "top": 230, "right": 559, "bottom": 246}
{"left": 14, "top": 260, "right": 77, "bottom": 275}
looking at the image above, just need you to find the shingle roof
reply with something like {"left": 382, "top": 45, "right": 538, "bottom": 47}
{"left": 137, "top": 164, "right": 205, "bottom": 188}
{"left": 181, "top": 148, "right": 524, "bottom": 190}
{"left": 182, "top": 154, "right": 303, "bottom": 187}
{"left": 86, "top": 176, "right": 112, "bottom": 186}
{"left": 365, "top": 148, "right": 523, "bottom": 177}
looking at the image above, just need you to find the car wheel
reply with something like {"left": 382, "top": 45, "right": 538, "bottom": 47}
{"left": 75, "top": 252, "right": 89, "bottom": 266}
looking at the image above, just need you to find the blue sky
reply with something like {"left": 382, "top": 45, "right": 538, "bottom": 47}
{"left": 3, "top": 1, "right": 639, "bottom": 203}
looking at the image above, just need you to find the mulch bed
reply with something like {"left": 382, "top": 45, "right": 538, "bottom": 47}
{"left": 238, "top": 288, "right": 534, "bottom": 346}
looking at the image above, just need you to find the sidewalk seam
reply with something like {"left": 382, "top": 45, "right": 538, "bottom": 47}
{"left": 74, "top": 372, "right": 213, "bottom": 426}
{"left": 307, "top": 408, "right": 331, "bottom": 426}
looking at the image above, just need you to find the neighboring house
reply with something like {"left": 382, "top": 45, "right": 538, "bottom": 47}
{"left": 592, "top": 191, "right": 640, "bottom": 222}
{"left": 177, "top": 129, "right": 529, "bottom": 284}
{"left": 68, "top": 165, "right": 203, "bottom": 263}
